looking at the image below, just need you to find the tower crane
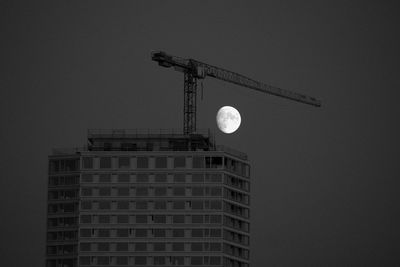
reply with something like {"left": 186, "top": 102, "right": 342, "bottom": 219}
{"left": 152, "top": 51, "right": 321, "bottom": 134}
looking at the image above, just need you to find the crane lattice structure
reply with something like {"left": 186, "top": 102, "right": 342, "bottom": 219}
{"left": 152, "top": 51, "right": 321, "bottom": 135}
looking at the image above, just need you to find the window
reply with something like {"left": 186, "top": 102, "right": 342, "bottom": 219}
{"left": 97, "top": 256, "right": 109, "bottom": 265}
{"left": 80, "top": 215, "right": 91, "bottom": 224}
{"left": 99, "top": 201, "right": 111, "bottom": 210}
{"left": 192, "top": 187, "right": 203, "bottom": 196}
{"left": 173, "top": 215, "right": 184, "bottom": 223}
{"left": 191, "top": 242, "right": 202, "bottom": 251}
{"left": 155, "top": 201, "right": 166, "bottom": 210}
{"left": 116, "top": 228, "right": 129, "bottom": 237}
{"left": 210, "top": 256, "right": 221, "bottom": 265}
{"left": 117, "top": 215, "right": 129, "bottom": 223}
{"left": 98, "top": 229, "right": 110, "bottom": 237}
{"left": 136, "top": 215, "right": 147, "bottom": 223}
{"left": 172, "top": 242, "right": 184, "bottom": 251}
{"left": 174, "top": 157, "right": 186, "bottom": 168}
{"left": 118, "top": 157, "right": 130, "bottom": 168}
{"left": 154, "top": 215, "right": 166, "bottom": 223}
{"left": 154, "top": 229, "right": 166, "bottom": 237}
{"left": 136, "top": 201, "right": 147, "bottom": 210}
{"left": 137, "top": 157, "right": 148, "bottom": 168}
{"left": 171, "top": 256, "right": 184, "bottom": 265}
{"left": 210, "top": 187, "right": 222, "bottom": 196}
{"left": 135, "top": 243, "right": 147, "bottom": 251}
{"left": 98, "top": 243, "right": 109, "bottom": 251}
{"left": 210, "top": 215, "right": 222, "bottom": 224}
{"left": 137, "top": 173, "right": 149, "bottom": 183}
{"left": 82, "top": 187, "right": 92, "bottom": 196}
{"left": 192, "top": 201, "right": 203, "bottom": 210}
{"left": 154, "top": 243, "right": 166, "bottom": 251}
{"left": 173, "top": 201, "right": 185, "bottom": 209}
{"left": 191, "top": 256, "right": 203, "bottom": 265}
{"left": 80, "top": 257, "right": 90, "bottom": 265}
{"left": 81, "top": 201, "right": 92, "bottom": 210}
{"left": 210, "top": 200, "right": 222, "bottom": 210}
{"left": 173, "top": 174, "right": 185, "bottom": 183}
{"left": 155, "top": 174, "right": 167, "bottom": 183}
{"left": 116, "top": 256, "right": 128, "bottom": 265}
{"left": 135, "top": 229, "right": 147, "bottom": 237}
{"left": 135, "top": 256, "right": 147, "bottom": 265}
{"left": 192, "top": 174, "right": 204, "bottom": 183}
{"left": 155, "top": 157, "right": 167, "bottom": 168}
{"left": 210, "top": 243, "right": 221, "bottom": 251}
{"left": 192, "top": 229, "right": 203, "bottom": 237}
{"left": 173, "top": 229, "right": 184, "bottom": 238}
{"left": 192, "top": 215, "right": 203, "bottom": 223}
{"left": 99, "top": 157, "right": 111, "bottom": 169}
{"left": 80, "top": 229, "right": 91, "bottom": 237}
{"left": 99, "top": 174, "right": 111, "bottom": 183}
{"left": 98, "top": 215, "right": 110, "bottom": 223}
{"left": 99, "top": 187, "right": 111, "bottom": 196}
{"left": 118, "top": 174, "right": 130, "bottom": 183}
{"left": 82, "top": 174, "right": 93, "bottom": 182}
{"left": 136, "top": 187, "right": 148, "bottom": 196}
{"left": 154, "top": 256, "right": 165, "bottom": 265}
{"left": 210, "top": 229, "right": 221, "bottom": 237}
{"left": 154, "top": 187, "right": 167, "bottom": 196}
{"left": 117, "top": 187, "right": 130, "bottom": 196}
{"left": 173, "top": 187, "right": 185, "bottom": 196}
{"left": 82, "top": 157, "right": 93, "bottom": 169}
{"left": 80, "top": 243, "right": 91, "bottom": 251}
{"left": 206, "top": 157, "right": 223, "bottom": 168}
{"left": 192, "top": 156, "right": 204, "bottom": 168}
{"left": 117, "top": 201, "right": 129, "bottom": 210}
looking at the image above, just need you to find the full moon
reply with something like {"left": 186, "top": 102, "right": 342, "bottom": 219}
{"left": 216, "top": 106, "right": 241, "bottom": 134}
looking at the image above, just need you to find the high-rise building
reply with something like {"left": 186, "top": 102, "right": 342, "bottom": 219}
{"left": 46, "top": 129, "right": 250, "bottom": 267}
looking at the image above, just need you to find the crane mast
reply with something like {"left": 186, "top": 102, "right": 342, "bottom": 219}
{"left": 152, "top": 51, "right": 321, "bottom": 134}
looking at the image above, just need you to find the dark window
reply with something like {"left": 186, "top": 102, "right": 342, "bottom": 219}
{"left": 192, "top": 174, "right": 204, "bottom": 183}
{"left": 80, "top": 243, "right": 91, "bottom": 251}
{"left": 192, "top": 187, "right": 203, "bottom": 196}
{"left": 97, "top": 256, "right": 109, "bottom": 265}
{"left": 155, "top": 174, "right": 167, "bottom": 183}
{"left": 98, "top": 243, "right": 109, "bottom": 251}
{"left": 155, "top": 201, "right": 166, "bottom": 210}
{"left": 136, "top": 215, "right": 147, "bottom": 223}
{"left": 192, "top": 201, "right": 203, "bottom": 210}
{"left": 174, "top": 174, "right": 185, "bottom": 183}
{"left": 155, "top": 157, "right": 167, "bottom": 168}
{"left": 117, "top": 201, "right": 129, "bottom": 210}
{"left": 117, "top": 215, "right": 129, "bottom": 223}
{"left": 135, "top": 229, "right": 147, "bottom": 237}
{"left": 192, "top": 215, "right": 203, "bottom": 223}
{"left": 210, "top": 200, "right": 222, "bottom": 210}
{"left": 154, "top": 229, "right": 166, "bottom": 237}
{"left": 99, "top": 157, "right": 111, "bottom": 169}
{"left": 82, "top": 187, "right": 92, "bottom": 196}
{"left": 154, "top": 243, "right": 166, "bottom": 251}
{"left": 80, "top": 257, "right": 91, "bottom": 265}
{"left": 118, "top": 157, "right": 130, "bottom": 168}
{"left": 171, "top": 256, "right": 184, "bottom": 265}
{"left": 135, "top": 256, "right": 147, "bottom": 265}
{"left": 99, "top": 174, "right": 111, "bottom": 183}
{"left": 210, "top": 243, "right": 221, "bottom": 251}
{"left": 210, "top": 256, "right": 221, "bottom": 265}
{"left": 154, "top": 215, "right": 166, "bottom": 223}
{"left": 192, "top": 156, "right": 205, "bottom": 168}
{"left": 174, "top": 157, "right": 186, "bottom": 168}
{"left": 98, "top": 215, "right": 110, "bottom": 223}
{"left": 82, "top": 174, "right": 93, "bottom": 182}
{"left": 210, "top": 229, "right": 221, "bottom": 237}
{"left": 191, "top": 242, "right": 203, "bottom": 251}
{"left": 99, "top": 187, "right": 111, "bottom": 196}
{"left": 210, "top": 215, "right": 222, "bottom": 224}
{"left": 98, "top": 229, "right": 110, "bottom": 238}
{"left": 81, "top": 201, "right": 92, "bottom": 210}
{"left": 137, "top": 157, "right": 148, "bottom": 168}
{"left": 137, "top": 173, "right": 149, "bottom": 183}
{"left": 192, "top": 229, "right": 203, "bottom": 237}
{"left": 173, "top": 187, "right": 185, "bottom": 196}
{"left": 136, "top": 187, "right": 148, "bottom": 196}
{"left": 118, "top": 174, "right": 130, "bottom": 183}
{"left": 135, "top": 243, "right": 147, "bottom": 251}
{"left": 173, "top": 215, "right": 184, "bottom": 223}
{"left": 136, "top": 201, "right": 147, "bottom": 209}
{"left": 173, "top": 201, "right": 185, "bottom": 209}
{"left": 116, "top": 228, "right": 129, "bottom": 237}
{"left": 154, "top": 256, "right": 165, "bottom": 265}
{"left": 116, "top": 256, "right": 128, "bottom": 265}
{"left": 80, "top": 215, "right": 91, "bottom": 224}
{"left": 191, "top": 256, "right": 203, "bottom": 265}
{"left": 172, "top": 229, "right": 184, "bottom": 238}
{"left": 117, "top": 187, "right": 130, "bottom": 196}
{"left": 99, "top": 201, "right": 111, "bottom": 210}
{"left": 210, "top": 187, "right": 222, "bottom": 196}
{"left": 172, "top": 242, "right": 184, "bottom": 251}
{"left": 80, "top": 229, "right": 91, "bottom": 237}
{"left": 154, "top": 187, "right": 167, "bottom": 196}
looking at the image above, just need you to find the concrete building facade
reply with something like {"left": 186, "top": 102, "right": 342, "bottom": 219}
{"left": 46, "top": 129, "right": 250, "bottom": 267}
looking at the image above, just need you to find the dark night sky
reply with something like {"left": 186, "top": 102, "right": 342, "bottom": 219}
{"left": 1, "top": 1, "right": 400, "bottom": 266}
